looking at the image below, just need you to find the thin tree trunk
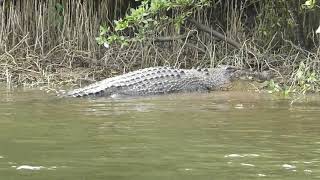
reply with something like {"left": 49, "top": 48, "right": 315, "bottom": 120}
{"left": 287, "top": 0, "right": 305, "bottom": 48}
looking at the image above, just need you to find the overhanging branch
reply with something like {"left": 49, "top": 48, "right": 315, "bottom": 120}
{"left": 187, "top": 18, "right": 257, "bottom": 57}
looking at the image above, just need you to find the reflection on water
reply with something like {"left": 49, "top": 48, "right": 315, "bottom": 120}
{"left": 0, "top": 89, "right": 320, "bottom": 179}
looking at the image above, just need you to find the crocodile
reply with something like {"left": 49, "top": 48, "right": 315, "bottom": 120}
{"left": 64, "top": 66, "right": 271, "bottom": 98}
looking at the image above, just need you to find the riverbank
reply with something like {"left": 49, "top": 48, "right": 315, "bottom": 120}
{"left": 1, "top": 42, "right": 319, "bottom": 95}
{"left": 0, "top": 0, "right": 319, "bottom": 95}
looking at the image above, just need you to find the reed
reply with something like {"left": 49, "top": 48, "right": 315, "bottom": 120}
{"left": 0, "top": 0, "right": 122, "bottom": 87}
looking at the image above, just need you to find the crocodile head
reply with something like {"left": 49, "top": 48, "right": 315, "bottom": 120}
{"left": 205, "top": 66, "right": 272, "bottom": 90}
{"left": 204, "top": 66, "right": 240, "bottom": 90}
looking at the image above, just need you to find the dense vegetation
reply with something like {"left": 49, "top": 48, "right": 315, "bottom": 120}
{"left": 0, "top": 0, "right": 319, "bottom": 94}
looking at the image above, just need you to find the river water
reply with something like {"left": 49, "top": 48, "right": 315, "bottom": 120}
{"left": 0, "top": 88, "right": 320, "bottom": 179}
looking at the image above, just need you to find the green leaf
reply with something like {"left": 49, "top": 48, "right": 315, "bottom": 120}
{"left": 99, "top": 25, "right": 108, "bottom": 36}
{"left": 302, "top": 0, "right": 316, "bottom": 9}
{"left": 95, "top": 36, "right": 107, "bottom": 45}
{"left": 55, "top": 3, "right": 64, "bottom": 13}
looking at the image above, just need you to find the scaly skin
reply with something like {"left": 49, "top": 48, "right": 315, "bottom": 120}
{"left": 65, "top": 66, "right": 269, "bottom": 97}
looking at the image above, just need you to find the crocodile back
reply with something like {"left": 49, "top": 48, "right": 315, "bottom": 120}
{"left": 65, "top": 66, "right": 238, "bottom": 97}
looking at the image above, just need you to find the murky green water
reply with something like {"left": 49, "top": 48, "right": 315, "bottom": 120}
{"left": 0, "top": 88, "right": 320, "bottom": 180}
